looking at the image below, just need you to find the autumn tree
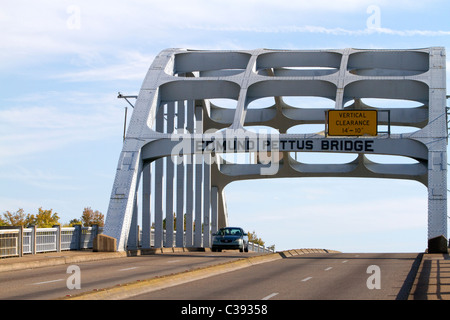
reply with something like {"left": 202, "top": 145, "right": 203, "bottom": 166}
{"left": 247, "top": 230, "right": 265, "bottom": 246}
{"left": 81, "top": 207, "right": 104, "bottom": 227}
{"left": 27, "top": 207, "right": 60, "bottom": 228}
{"left": 1, "top": 208, "right": 30, "bottom": 226}
{"left": 0, "top": 215, "right": 6, "bottom": 226}
{"left": 67, "top": 218, "right": 82, "bottom": 226}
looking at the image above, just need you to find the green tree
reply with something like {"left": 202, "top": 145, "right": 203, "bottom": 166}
{"left": 27, "top": 207, "right": 60, "bottom": 228}
{"left": 81, "top": 207, "right": 104, "bottom": 227}
{"left": 67, "top": 218, "right": 82, "bottom": 227}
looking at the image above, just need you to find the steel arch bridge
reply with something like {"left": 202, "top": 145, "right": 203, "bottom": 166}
{"left": 103, "top": 47, "right": 447, "bottom": 252}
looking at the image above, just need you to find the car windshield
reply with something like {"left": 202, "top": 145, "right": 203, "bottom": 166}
{"left": 216, "top": 228, "right": 242, "bottom": 236}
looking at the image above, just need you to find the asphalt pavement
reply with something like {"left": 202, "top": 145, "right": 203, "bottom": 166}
{"left": 0, "top": 248, "right": 447, "bottom": 300}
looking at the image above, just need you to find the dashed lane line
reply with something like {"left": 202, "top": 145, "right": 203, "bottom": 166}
{"left": 262, "top": 293, "right": 279, "bottom": 300}
{"left": 118, "top": 267, "right": 139, "bottom": 272}
{"left": 32, "top": 279, "right": 64, "bottom": 285}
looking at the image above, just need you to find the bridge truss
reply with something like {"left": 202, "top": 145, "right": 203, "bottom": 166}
{"left": 103, "top": 48, "right": 447, "bottom": 252}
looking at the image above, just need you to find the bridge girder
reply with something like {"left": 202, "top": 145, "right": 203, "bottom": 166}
{"left": 103, "top": 48, "right": 447, "bottom": 252}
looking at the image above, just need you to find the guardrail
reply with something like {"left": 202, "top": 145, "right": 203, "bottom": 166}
{"left": 0, "top": 225, "right": 101, "bottom": 258}
{"left": 137, "top": 229, "right": 274, "bottom": 254}
{"left": 1, "top": 226, "right": 273, "bottom": 258}
{"left": 247, "top": 241, "right": 273, "bottom": 253}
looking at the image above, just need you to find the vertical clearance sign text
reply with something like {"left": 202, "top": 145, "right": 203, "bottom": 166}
{"left": 328, "top": 110, "right": 378, "bottom": 136}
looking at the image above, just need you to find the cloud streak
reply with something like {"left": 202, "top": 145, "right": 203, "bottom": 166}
{"left": 54, "top": 51, "right": 154, "bottom": 82}
{"left": 0, "top": 92, "right": 123, "bottom": 165}
{"left": 184, "top": 24, "right": 450, "bottom": 37}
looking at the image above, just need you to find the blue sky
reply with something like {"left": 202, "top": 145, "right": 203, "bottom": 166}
{"left": 1, "top": 0, "right": 449, "bottom": 252}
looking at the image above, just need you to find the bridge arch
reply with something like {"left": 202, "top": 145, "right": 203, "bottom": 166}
{"left": 103, "top": 48, "right": 447, "bottom": 253}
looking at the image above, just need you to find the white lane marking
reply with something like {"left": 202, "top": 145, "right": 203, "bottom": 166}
{"left": 167, "top": 260, "right": 181, "bottom": 263}
{"left": 118, "top": 267, "right": 139, "bottom": 271}
{"left": 301, "top": 277, "right": 313, "bottom": 282}
{"left": 324, "top": 267, "right": 333, "bottom": 271}
{"left": 262, "top": 292, "right": 279, "bottom": 300}
{"left": 32, "top": 279, "right": 64, "bottom": 285}
{"left": 342, "top": 260, "right": 348, "bottom": 263}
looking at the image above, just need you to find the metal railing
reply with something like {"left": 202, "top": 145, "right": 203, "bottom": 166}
{"left": 0, "top": 225, "right": 101, "bottom": 258}
{"left": 247, "top": 241, "right": 273, "bottom": 253}
{"left": 0, "top": 229, "right": 20, "bottom": 258}
{"left": 1, "top": 225, "right": 274, "bottom": 258}
{"left": 133, "top": 228, "right": 275, "bottom": 254}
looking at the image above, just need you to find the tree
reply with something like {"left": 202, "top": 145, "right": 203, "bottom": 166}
{"left": 81, "top": 207, "right": 104, "bottom": 227}
{"left": 247, "top": 230, "right": 265, "bottom": 246}
{"left": 27, "top": 207, "right": 60, "bottom": 228}
{"left": 1, "top": 208, "right": 29, "bottom": 226}
{"left": 0, "top": 216, "right": 6, "bottom": 226}
{"left": 1, "top": 208, "right": 60, "bottom": 227}
{"left": 67, "top": 218, "right": 82, "bottom": 226}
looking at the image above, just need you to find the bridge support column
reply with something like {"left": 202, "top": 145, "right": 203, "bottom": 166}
{"left": 154, "top": 107, "right": 164, "bottom": 248}
{"left": 141, "top": 161, "right": 152, "bottom": 248}
{"left": 203, "top": 155, "right": 211, "bottom": 247}
{"left": 127, "top": 193, "right": 139, "bottom": 249}
{"left": 427, "top": 150, "right": 448, "bottom": 253}
{"left": 194, "top": 104, "right": 203, "bottom": 247}
{"left": 217, "top": 187, "right": 229, "bottom": 229}
{"left": 185, "top": 100, "right": 195, "bottom": 247}
{"left": 165, "top": 102, "right": 175, "bottom": 247}
{"left": 211, "top": 186, "right": 218, "bottom": 236}
{"left": 176, "top": 101, "right": 186, "bottom": 247}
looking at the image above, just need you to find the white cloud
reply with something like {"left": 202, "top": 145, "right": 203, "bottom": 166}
{"left": 0, "top": 0, "right": 442, "bottom": 70}
{"left": 184, "top": 24, "right": 450, "bottom": 37}
{"left": 0, "top": 92, "right": 123, "bottom": 165}
{"left": 0, "top": 165, "right": 79, "bottom": 191}
{"left": 55, "top": 51, "right": 154, "bottom": 82}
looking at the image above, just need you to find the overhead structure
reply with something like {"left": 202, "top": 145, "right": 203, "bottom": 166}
{"left": 103, "top": 47, "right": 447, "bottom": 252}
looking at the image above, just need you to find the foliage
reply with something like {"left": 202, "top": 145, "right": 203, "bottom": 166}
{"left": 1, "top": 207, "right": 60, "bottom": 228}
{"left": 81, "top": 207, "right": 104, "bottom": 227}
{"left": 247, "top": 230, "right": 265, "bottom": 246}
{"left": 67, "top": 218, "right": 82, "bottom": 227}
{"left": 162, "top": 213, "right": 186, "bottom": 231}
{"left": 1, "top": 207, "right": 104, "bottom": 228}
{"left": 27, "top": 207, "right": 60, "bottom": 228}
{"left": 1, "top": 208, "right": 29, "bottom": 226}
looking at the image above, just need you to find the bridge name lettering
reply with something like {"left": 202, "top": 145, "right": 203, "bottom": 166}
{"left": 197, "top": 138, "right": 375, "bottom": 153}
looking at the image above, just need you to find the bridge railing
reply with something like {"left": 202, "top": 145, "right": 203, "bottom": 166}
{"left": 247, "top": 241, "right": 273, "bottom": 253}
{"left": 0, "top": 225, "right": 102, "bottom": 258}
{"left": 1, "top": 226, "right": 274, "bottom": 258}
{"left": 0, "top": 228, "right": 20, "bottom": 258}
{"left": 137, "top": 229, "right": 274, "bottom": 253}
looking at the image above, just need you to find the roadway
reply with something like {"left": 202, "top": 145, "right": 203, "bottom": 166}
{"left": 0, "top": 251, "right": 264, "bottom": 300}
{"left": 0, "top": 250, "right": 421, "bottom": 300}
{"left": 125, "top": 252, "right": 420, "bottom": 300}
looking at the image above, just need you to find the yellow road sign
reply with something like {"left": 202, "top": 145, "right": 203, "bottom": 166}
{"left": 327, "top": 110, "right": 378, "bottom": 136}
